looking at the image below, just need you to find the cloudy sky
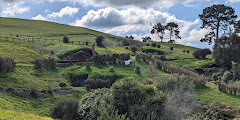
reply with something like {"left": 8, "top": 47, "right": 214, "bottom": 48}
{"left": 1, "top": 0, "right": 240, "bottom": 48}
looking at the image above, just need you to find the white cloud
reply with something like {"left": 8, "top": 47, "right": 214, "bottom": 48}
{"left": 1, "top": 2, "right": 30, "bottom": 17}
{"left": 186, "top": 42, "right": 197, "bottom": 47}
{"left": 73, "top": 7, "right": 200, "bottom": 43}
{"left": 226, "top": 0, "right": 240, "bottom": 3}
{"left": 32, "top": 14, "right": 47, "bottom": 20}
{"left": 47, "top": 6, "right": 79, "bottom": 18}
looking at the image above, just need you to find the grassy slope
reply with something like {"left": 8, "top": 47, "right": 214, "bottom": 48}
{"left": 0, "top": 108, "right": 53, "bottom": 120}
{"left": 142, "top": 44, "right": 213, "bottom": 68}
{"left": 195, "top": 82, "right": 240, "bottom": 111}
{"left": 0, "top": 17, "right": 125, "bottom": 44}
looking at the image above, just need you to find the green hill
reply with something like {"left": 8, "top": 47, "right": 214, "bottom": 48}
{"left": 0, "top": 17, "right": 238, "bottom": 119}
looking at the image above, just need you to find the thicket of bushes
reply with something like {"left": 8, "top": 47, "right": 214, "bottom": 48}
{"left": 129, "top": 45, "right": 139, "bottom": 53}
{"left": 33, "top": 57, "right": 56, "bottom": 69}
{"left": 193, "top": 49, "right": 211, "bottom": 58}
{"left": 136, "top": 53, "right": 152, "bottom": 62}
{"left": 76, "top": 77, "right": 166, "bottom": 120}
{"left": 0, "top": 56, "right": 16, "bottom": 73}
{"left": 189, "top": 102, "right": 237, "bottom": 120}
{"left": 85, "top": 78, "right": 111, "bottom": 89}
{"left": 154, "top": 59, "right": 206, "bottom": 86}
{"left": 63, "top": 36, "right": 69, "bottom": 43}
{"left": 96, "top": 36, "right": 105, "bottom": 47}
{"left": 50, "top": 98, "right": 79, "bottom": 120}
{"left": 122, "top": 39, "right": 143, "bottom": 47}
{"left": 93, "top": 53, "right": 130, "bottom": 65}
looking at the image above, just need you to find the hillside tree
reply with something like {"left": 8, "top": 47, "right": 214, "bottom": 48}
{"left": 199, "top": 4, "right": 237, "bottom": 44}
{"left": 165, "top": 22, "right": 181, "bottom": 42}
{"left": 142, "top": 36, "right": 151, "bottom": 42}
{"left": 213, "top": 34, "right": 240, "bottom": 68}
{"left": 151, "top": 22, "right": 165, "bottom": 42}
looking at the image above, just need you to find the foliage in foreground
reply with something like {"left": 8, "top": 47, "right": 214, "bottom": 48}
{"left": 50, "top": 98, "right": 79, "bottom": 120}
{"left": 76, "top": 77, "right": 166, "bottom": 120}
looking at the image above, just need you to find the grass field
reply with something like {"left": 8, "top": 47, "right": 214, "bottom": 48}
{"left": 195, "top": 82, "right": 240, "bottom": 111}
{"left": 0, "top": 17, "right": 125, "bottom": 44}
{"left": 0, "top": 107, "right": 53, "bottom": 120}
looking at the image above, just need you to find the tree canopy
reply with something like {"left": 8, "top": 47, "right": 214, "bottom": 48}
{"left": 165, "top": 22, "right": 181, "bottom": 41}
{"left": 151, "top": 22, "right": 165, "bottom": 42}
{"left": 199, "top": 4, "right": 237, "bottom": 44}
{"left": 213, "top": 34, "right": 240, "bottom": 68}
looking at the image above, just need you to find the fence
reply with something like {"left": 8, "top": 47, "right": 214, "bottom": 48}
{"left": 0, "top": 36, "right": 124, "bottom": 47}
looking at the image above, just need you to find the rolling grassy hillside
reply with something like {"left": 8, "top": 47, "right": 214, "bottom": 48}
{"left": 0, "top": 17, "right": 125, "bottom": 44}
{"left": 0, "top": 17, "right": 238, "bottom": 119}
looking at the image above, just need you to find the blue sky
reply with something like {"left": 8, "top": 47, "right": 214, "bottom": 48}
{"left": 0, "top": 0, "right": 240, "bottom": 49}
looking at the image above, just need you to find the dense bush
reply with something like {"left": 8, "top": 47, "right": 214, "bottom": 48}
{"left": 96, "top": 36, "right": 105, "bottom": 47}
{"left": 170, "top": 47, "right": 173, "bottom": 50}
{"left": 129, "top": 45, "right": 139, "bottom": 53}
{"left": 122, "top": 39, "right": 143, "bottom": 47}
{"left": 222, "top": 70, "right": 233, "bottom": 83}
{"left": 112, "top": 77, "right": 166, "bottom": 120}
{"left": 157, "top": 44, "right": 161, "bottom": 48}
{"left": 186, "top": 50, "right": 190, "bottom": 53}
{"left": 193, "top": 49, "right": 211, "bottom": 59}
{"left": 136, "top": 53, "right": 152, "bottom": 62}
{"left": 146, "top": 43, "right": 150, "bottom": 46}
{"left": 151, "top": 42, "right": 157, "bottom": 47}
{"left": 189, "top": 102, "right": 237, "bottom": 120}
{"left": 85, "top": 78, "right": 111, "bottom": 89}
{"left": 154, "top": 60, "right": 206, "bottom": 86}
{"left": 0, "top": 56, "right": 16, "bottom": 73}
{"left": 50, "top": 98, "right": 79, "bottom": 120}
{"left": 217, "top": 81, "right": 240, "bottom": 95}
{"left": 85, "top": 40, "right": 89, "bottom": 45}
{"left": 33, "top": 57, "right": 56, "bottom": 69}
{"left": 63, "top": 36, "right": 69, "bottom": 43}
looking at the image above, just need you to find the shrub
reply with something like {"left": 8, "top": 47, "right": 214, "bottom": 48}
{"left": 112, "top": 77, "right": 166, "bottom": 119}
{"left": 0, "top": 56, "right": 16, "bottom": 73}
{"left": 33, "top": 57, "right": 56, "bottom": 69}
{"left": 182, "top": 50, "right": 186, "bottom": 53}
{"left": 122, "top": 40, "right": 130, "bottom": 46}
{"left": 130, "top": 45, "right": 139, "bottom": 53}
{"left": 122, "top": 39, "right": 143, "bottom": 47}
{"left": 96, "top": 36, "right": 105, "bottom": 47}
{"left": 186, "top": 50, "right": 190, "bottom": 54}
{"left": 222, "top": 70, "right": 233, "bottom": 83}
{"left": 193, "top": 49, "right": 211, "bottom": 59}
{"left": 157, "top": 44, "right": 161, "bottom": 48}
{"left": 190, "top": 102, "right": 237, "bottom": 120}
{"left": 146, "top": 43, "right": 150, "bottom": 46}
{"left": 142, "top": 78, "right": 154, "bottom": 85}
{"left": 135, "top": 66, "right": 141, "bottom": 74}
{"left": 63, "top": 36, "right": 69, "bottom": 43}
{"left": 59, "top": 82, "right": 67, "bottom": 87}
{"left": 170, "top": 47, "right": 173, "bottom": 50}
{"left": 151, "top": 43, "right": 157, "bottom": 47}
{"left": 50, "top": 98, "right": 79, "bottom": 120}
{"left": 85, "top": 78, "right": 111, "bottom": 89}
{"left": 85, "top": 40, "right": 89, "bottom": 45}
